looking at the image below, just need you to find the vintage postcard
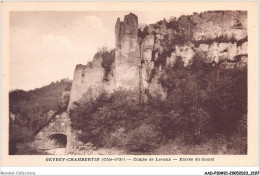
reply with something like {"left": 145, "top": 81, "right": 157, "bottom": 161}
{"left": 1, "top": 1, "right": 259, "bottom": 167}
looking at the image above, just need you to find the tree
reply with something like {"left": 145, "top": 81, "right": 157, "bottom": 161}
{"left": 95, "top": 47, "right": 115, "bottom": 81}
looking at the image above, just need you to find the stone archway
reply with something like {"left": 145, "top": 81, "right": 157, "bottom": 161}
{"left": 48, "top": 133, "right": 67, "bottom": 148}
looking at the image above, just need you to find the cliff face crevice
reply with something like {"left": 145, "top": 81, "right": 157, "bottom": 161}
{"left": 68, "top": 11, "right": 247, "bottom": 110}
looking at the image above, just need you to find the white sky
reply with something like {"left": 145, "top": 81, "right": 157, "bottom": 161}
{"left": 10, "top": 11, "right": 201, "bottom": 91}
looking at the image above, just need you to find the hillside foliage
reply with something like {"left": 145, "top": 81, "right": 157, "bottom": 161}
{"left": 9, "top": 79, "right": 72, "bottom": 154}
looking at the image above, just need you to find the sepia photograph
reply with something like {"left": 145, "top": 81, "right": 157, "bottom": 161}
{"left": 1, "top": 1, "right": 258, "bottom": 169}
{"left": 8, "top": 10, "right": 248, "bottom": 156}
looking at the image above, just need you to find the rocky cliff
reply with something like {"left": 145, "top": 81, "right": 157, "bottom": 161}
{"left": 68, "top": 13, "right": 141, "bottom": 110}
{"left": 115, "top": 13, "right": 141, "bottom": 89}
{"left": 68, "top": 56, "right": 107, "bottom": 110}
{"left": 68, "top": 11, "right": 247, "bottom": 110}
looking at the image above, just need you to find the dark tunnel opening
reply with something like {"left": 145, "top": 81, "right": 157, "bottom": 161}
{"left": 48, "top": 133, "right": 67, "bottom": 148}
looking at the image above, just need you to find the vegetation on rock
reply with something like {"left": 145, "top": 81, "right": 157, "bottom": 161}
{"left": 95, "top": 47, "right": 115, "bottom": 81}
{"left": 9, "top": 11, "right": 248, "bottom": 155}
{"left": 70, "top": 52, "right": 247, "bottom": 154}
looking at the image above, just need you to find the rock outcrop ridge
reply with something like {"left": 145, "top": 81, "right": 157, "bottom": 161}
{"left": 68, "top": 11, "right": 248, "bottom": 110}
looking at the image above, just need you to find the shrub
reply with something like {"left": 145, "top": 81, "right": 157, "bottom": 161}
{"left": 229, "top": 134, "right": 247, "bottom": 154}
{"left": 167, "top": 20, "right": 179, "bottom": 31}
{"left": 70, "top": 88, "right": 167, "bottom": 152}
{"left": 70, "top": 88, "right": 140, "bottom": 148}
{"left": 125, "top": 124, "right": 161, "bottom": 153}
{"left": 95, "top": 47, "right": 115, "bottom": 81}
{"left": 138, "top": 27, "right": 149, "bottom": 39}
{"left": 227, "top": 115, "right": 247, "bottom": 154}
{"left": 193, "top": 34, "right": 238, "bottom": 47}
{"left": 104, "top": 127, "right": 128, "bottom": 148}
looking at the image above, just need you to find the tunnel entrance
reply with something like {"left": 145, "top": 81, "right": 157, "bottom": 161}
{"left": 48, "top": 133, "right": 67, "bottom": 148}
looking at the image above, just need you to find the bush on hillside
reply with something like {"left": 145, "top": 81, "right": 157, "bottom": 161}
{"left": 95, "top": 47, "right": 115, "bottom": 81}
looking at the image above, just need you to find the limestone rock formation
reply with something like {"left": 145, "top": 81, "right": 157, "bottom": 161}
{"left": 68, "top": 13, "right": 142, "bottom": 110}
{"left": 138, "top": 11, "right": 247, "bottom": 92}
{"left": 31, "top": 11, "right": 248, "bottom": 155}
{"left": 68, "top": 56, "right": 105, "bottom": 110}
{"left": 68, "top": 52, "right": 117, "bottom": 110}
{"left": 68, "top": 11, "right": 248, "bottom": 111}
{"left": 192, "top": 11, "right": 247, "bottom": 41}
{"left": 115, "top": 13, "right": 141, "bottom": 89}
